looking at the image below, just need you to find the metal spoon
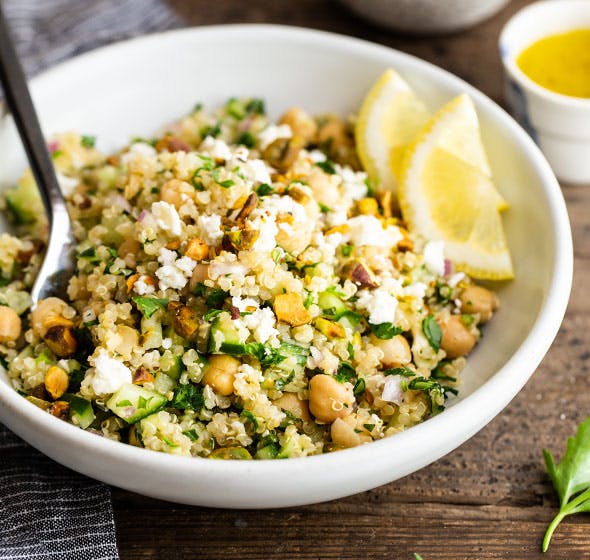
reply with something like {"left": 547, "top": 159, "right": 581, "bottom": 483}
{"left": 0, "top": 4, "right": 76, "bottom": 305}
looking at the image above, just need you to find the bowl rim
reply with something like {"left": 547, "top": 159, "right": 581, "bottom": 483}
{"left": 499, "top": 0, "right": 590, "bottom": 108}
{"left": 0, "top": 23, "right": 573, "bottom": 487}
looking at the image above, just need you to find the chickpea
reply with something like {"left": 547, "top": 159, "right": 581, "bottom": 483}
{"left": 371, "top": 334, "right": 411, "bottom": 368}
{"left": 279, "top": 107, "right": 318, "bottom": 144}
{"left": 118, "top": 238, "right": 140, "bottom": 258}
{"left": 317, "top": 115, "right": 348, "bottom": 149}
{"left": 274, "top": 392, "right": 311, "bottom": 422}
{"left": 308, "top": 374, "right": 355, "bottom": 424}
{"left": 305, "top": 170, "right": 341, "bottom": 208}
{"left": 275, "top": 221, "right": 312, "bottom": 255}
{"left": 107, "top": 325, "right": 139, "bottom": 360}
{"left": 31, "top": 297, "right": 70, "bottom": 337}
{"left": 331, "top": 417, "right": 371, "bottom": 448}
{"left": 202, "top": 354, "right": 240, "bottom": 396}
{"left": 0, "top": 306, "right": 21, "bottom": 343}
{"left": 44, "top": 366, "right": 69, "bottom": 400}
{"left": 160, "top": 179, "right": 195, "bottom": 209}
{"left": 440, "top": 316, "right": 476, "bottom": 358}
{"left": 460, "top": 285, "right": 498, "bottom": 324}
{"left": 189, "top": 263, "right": 211, "bottom": 291}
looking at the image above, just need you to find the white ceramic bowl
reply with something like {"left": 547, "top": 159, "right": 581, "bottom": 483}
{"left": 340, "top": 0, "right": 510, "bottom": 34}
{"left": 500, "top": 0, "right": 590, "bottom": 185}
{"left": 0, "top": 25, "right": 572, "bottom": 508}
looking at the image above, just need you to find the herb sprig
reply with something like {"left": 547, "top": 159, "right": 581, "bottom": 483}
{"left": 542, "top": 416, "right": 590, "bottom": 551}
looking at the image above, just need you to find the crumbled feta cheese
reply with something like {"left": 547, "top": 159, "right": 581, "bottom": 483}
{"left": 251, "top": 217, "right": 278, "bottom": 252}
{"left": 356, "top": 288, "right": 398, "bottom": 325}
{"left": 307, "top": 149, "right": 328, "bottom": 163}
{"left": 197, "top": 214, "right": 223, "bottom": 245}
{"left": 243, "top": 307, "right": 279, "bottom": 343}
{"left": 151, "top": 201, "right": 182, "bottom": 236}
{"left": 337, "top": 165, "right": 369, "bottom": 201}
{"left": 133, "top": 275, "right": 155, "bottom": 295}
{"left": 258, "top": 124, "right": 292, "bottom": 150}
{"left": 448, "top": 272, "right": 466, "bottom": 288}
{"left": 200, "top": 136, "right": 232, "bottom": 160}
{"left": 155, "top": 250, "right": 195, "bottom": 291}
{"left": 121, "top": 142, "right": 157, "bottom": 165}
{"left": 346, "top": 215, "right": 403, "bottom": 248}
{"left": 403, "top": 282, "right": 427, "bottom": 300}
{"left": 162, "top": 338, "right": 172, "bottom": 350}
{"left": 242, "top": 159, "right": 272, "bottom": 184}
{"left": 233, "top": 146, "right": 249, "bottom": 162}
{"left": 90, "top": 350, "right": 132, "bottom": 395}
{"left": 157, "top": 248, "right": 176, "bottom": 266}
{"left": 175, "top": 256, "right": 197, "bottom": 276}
{"left": 156, "top": 265, "right": 187, "bottom": 291}
{"left": 208, "top": 262, "right": 247, "bottom": 280}
{"left": 382, "top": 376, "right": 404, "bottom": 405}
{"left": 56, "top": 171, "right": 79, "bottom": 196}
{"left": 231, "top": 296, "right": 259, "bottom": 312}
{"left": 423, "top": 241, "right": 445, "bottom": 276}
{"left": 262, "top": 195, "right": 307, "bottom": 222}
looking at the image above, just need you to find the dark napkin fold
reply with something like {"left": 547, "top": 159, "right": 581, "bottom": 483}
{"left": 0, "top": 424, "right": 120, "bottom": 559}
{"left": 1, "top": 0, "right": 181, "bottom": 558}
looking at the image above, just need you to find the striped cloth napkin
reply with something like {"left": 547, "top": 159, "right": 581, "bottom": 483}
{"left": 0, "top": 1, "right": 180, "bottom": 558}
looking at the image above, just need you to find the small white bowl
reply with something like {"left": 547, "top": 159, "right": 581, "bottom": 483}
{"left": 0, "top": 25, "right": 572, "bottom": 508}
{"left": 340, "top": 0, "right": 510, "bottom": 34}
{"left": 500, "top": 0, "right": 590, "bottom": 185}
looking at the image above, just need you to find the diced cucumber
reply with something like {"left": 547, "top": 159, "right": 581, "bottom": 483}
{"left": 4, "top": 170, "right": 43, "bottom": 224}
{"left": 161, "top": 354, "right": 184, "bottom": 381}
{"left": 209, "top": 447, "right": 252, "bottom": 460}
{"left": 276, "top": 342, "right": 309, "bottom": 370}
{"left": 106, "top": 383, "right": 167, "bottom": 424}
{"left": 255, "top": 443, "right": 280, "bottom": 460}
{"left": 35, "top": 349, "right": 54, "bottom": 366}
{"left": 318, "top": 289, "right": 348, "bottom": 319}
{"left": 208, "top": 312, "right": 244, "bottom": 354}
{"left": 62, "top": 394, "right": 95, "bottom": 429}
{"left": 140, "top": 313, "right": 163, "bottom": 350}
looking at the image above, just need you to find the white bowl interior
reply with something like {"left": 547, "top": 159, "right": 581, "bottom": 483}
{"left": 0, "top": 26, "right": 572, "bottom": 507}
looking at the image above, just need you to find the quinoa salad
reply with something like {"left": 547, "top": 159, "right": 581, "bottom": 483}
{"left": 0, "top": 98, "right": 499, "bottom": 459}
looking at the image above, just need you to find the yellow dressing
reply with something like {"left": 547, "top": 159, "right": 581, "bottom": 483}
{"left": 516, "top": 29, "right": 590, "bottom": 98}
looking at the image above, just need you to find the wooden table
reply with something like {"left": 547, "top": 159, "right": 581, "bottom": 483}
{"left": 113, "top": 1, "right": 589, "bottom": 557}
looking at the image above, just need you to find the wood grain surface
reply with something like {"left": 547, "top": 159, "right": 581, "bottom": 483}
{"left": 113, "top": 1, "right": 589, "bottom": 558}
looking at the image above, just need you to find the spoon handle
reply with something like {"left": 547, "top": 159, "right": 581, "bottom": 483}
{"left": 0, "top": 4, "right": 64, "bottom": 221}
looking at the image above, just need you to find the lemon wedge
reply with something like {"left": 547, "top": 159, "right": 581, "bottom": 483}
{"left": 355, "top": 68, "right": 430, "bottom": 193}
{"left": 398, "top": 94, "right": 514, "bottom": 280}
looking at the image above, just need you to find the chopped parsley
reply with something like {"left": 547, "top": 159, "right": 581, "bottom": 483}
{"left": 335, "top": 362, "right": 356, "bottom": 383}
{"left": 203, "top": 309, "right": 224, "bottom": 322}
{"left": 171, "top": 383, "right": 204, "bottom": 411}
{"left": 205, "top": 287, "right": 227, "bottom": 308}
{"left": 200, "top": 122, "right": 221, "bottom": 138}
{"left": 383, "top": 366, "right": 414, "bottom": 377}
{"left": 341, "top": 244, "right": 354, "bottom": 257}
{"left": 241, "top": 409, "right": 259, "bottom": 430}
{"left": 369, "top": 322, "right": 403, "bottom": 340}
{"left": 132, "top": 296, "right": 169, "bottom": 318}
{"left": 236, "top": 131, "right": 256, "bottom": 148}
{"left": 81, "top": 135, "right": 96, "bottom": 148}
{"left": 353, "top": 377, "right": 366, "bottom": 396}
{"left": 245, "top": 98, "right": 265, "bottom": 115}
{"left": 318, "top": 202, "right": 331, "bottom": 214}
{"left": 255, "top": 183, "right": 274, "bottom": 197}
{"left": 212, "top": 169, "right": 235, "bottom": 188}
{"left": 422, "top": 315, "right": 442, "bottom": 352}
{"left": 182, "top": 429, "right": 199, "bottom": 441}
{"left": 315, "top": 159, "right": 337, "bottom": 174}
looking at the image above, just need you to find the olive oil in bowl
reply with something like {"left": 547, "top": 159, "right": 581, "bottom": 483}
{"left": 517, "top": 29, "right": 590, "bottom": 98}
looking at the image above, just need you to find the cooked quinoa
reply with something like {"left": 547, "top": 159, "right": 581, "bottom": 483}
{"left": 0, "top": 98, "right": 499, "bottom": 459}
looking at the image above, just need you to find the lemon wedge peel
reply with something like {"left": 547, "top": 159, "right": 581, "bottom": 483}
{"left": 398, "top": 94, "right": 514, "bottom": 281}
{"left": 355, "top": 68, "right": 430, "bottom": 193}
